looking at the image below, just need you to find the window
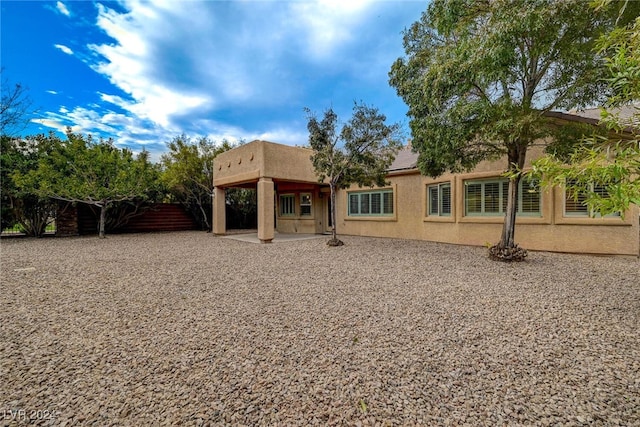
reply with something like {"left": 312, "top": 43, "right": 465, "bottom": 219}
{"left": 300, "top": 193, "right": 312, "bottom": 216}
{"left": 428, "top": 183, "right": 451, "bottom": 217}
{"left": 520, "top": 178, "right": 541, "bottom": 214}
{"left": 564, "top": 180, "right": 620, "bottom": 217}
{"left": 279, "top": 194, "right": 295, "bottom": 216}
{"left": 348, "top": 189, "right": 393, "bottom": 216}
{"left": 464, "top": 178, "right": 540, "bottom": 216}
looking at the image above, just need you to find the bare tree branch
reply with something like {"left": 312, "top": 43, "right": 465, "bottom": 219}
{"left": 1, "top": 69, "right": 35, "bottom": 136}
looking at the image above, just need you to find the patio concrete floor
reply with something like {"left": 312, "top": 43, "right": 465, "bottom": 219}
{"left": 219, "top": 231, "right": 327, "bottom": 243}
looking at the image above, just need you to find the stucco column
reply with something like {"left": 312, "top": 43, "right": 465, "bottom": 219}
{"left": 257, "top": 177, "right": 275, "bottom": 243}
{"left": 213, "top": 186, "right": 226, "bottom": 235}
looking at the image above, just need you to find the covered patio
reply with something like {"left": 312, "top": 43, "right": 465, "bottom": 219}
{"left": 212, "top": 140, "right": 329, "bottom": 243}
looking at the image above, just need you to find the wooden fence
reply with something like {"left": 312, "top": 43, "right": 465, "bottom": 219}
{"left": 3, "top": 202, "right": 255, "bottom": 237}
{"left": 64, "top": 203, "right": 200, "bottom": 236}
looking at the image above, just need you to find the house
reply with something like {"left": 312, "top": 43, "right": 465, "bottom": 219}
{"left": 212, "top": 113, "right": 639, "bottom": 256}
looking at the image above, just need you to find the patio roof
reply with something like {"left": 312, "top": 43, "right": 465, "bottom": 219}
{"left": 213, "top": 140, "right": 319, "bottom": 188}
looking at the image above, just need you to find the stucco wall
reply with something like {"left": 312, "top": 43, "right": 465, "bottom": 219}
{"left": 213, "top": 140, "right": 317, "bottom": 187}
{"left": 274, "top": 183, "right": 324, "bottom": 234}
{"left": 335, "top": 169, "right": 639, "bottom": 256}
{"left": 213, "top": 140, "right": 638, "bottom": 255}
{"left": 213, "top": 141, "right": 265, "bottom": 187}
{"left": 262, "top": 142, "right": 317, "bottom": 183}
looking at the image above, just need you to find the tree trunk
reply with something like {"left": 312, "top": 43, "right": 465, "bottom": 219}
{"left": 331, "top": 183, "right": 337, "bottom": 241}
{"left": 327, "top": 182, "right": 343, "bottom": 246}
{"left": 98, "top": 202, "right": 107, "bottom": 238}
{"left": 490, "top": 144, "right": 528, "bottom": 261}
{"left": 499, "top": 172, "right": 520, "bottom": 249}
{"left": 197, "top": 198, "right": 210, "bottom": 231}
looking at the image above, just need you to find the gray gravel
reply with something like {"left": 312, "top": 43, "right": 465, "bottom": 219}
{"left": 1, "top": 231, "right": 639, "bottom": 426}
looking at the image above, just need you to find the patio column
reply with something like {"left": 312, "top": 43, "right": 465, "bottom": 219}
{"left": 213, "top": 186, "right": 226, "bottom": 235}
{"left": 257, "top": 177, "right": 275, "bottom": 243}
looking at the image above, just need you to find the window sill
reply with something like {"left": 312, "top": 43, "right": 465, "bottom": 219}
{"left": 555, "top": 216, "right": 631, "bottom": 226}
{"left": 424, "top": 216, "right": 455, "bottom": 223}
{"left": 459, "top": 215, "right": 550, "bottom": 225}
{"left": 278, "top": 216, "right": 315, "bottom": 220}
{"left": 345, "top": 216, "right": 397, "bottom": 222}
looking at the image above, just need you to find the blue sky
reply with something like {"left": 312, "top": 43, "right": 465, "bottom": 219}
{"left": 1, "top": 0, "right": 426, "bottom": 158}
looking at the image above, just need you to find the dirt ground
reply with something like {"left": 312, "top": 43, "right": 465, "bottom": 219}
{"left": 1, "top": 232, "right": 638, "bottom": 426}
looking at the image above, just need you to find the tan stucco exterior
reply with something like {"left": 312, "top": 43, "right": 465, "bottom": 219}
{"left": 213, "top": 140, "right": 329, "bottom": 242}
{"left": 336, "top": 170, "right": 638, "bottom": 257}
{"left": 213, "top": 140, "right": 318, "bottom": 187}
{"left": 213, "top": 140, "right": 639, "bottom": 256}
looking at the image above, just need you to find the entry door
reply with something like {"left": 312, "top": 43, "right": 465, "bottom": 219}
{"left": 323, "top": 194, "right": 333, "bottom": 234}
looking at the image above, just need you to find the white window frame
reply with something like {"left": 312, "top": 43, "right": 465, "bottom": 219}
{"left": 348, "top": 189, "right": 394, "bottom": 217}
{"left": 300, "top": 193, "right": 312, "bottom": 216}
{"left": 464, "top": 177, "right": 541, "bottom": 217}
{"left": 279, "top": 194, "right": 295, "bottom": 216}
{"left": 427, "top": 182, "right": 451, "bottom": 217}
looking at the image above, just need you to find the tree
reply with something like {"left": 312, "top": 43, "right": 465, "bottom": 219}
{"left": 161, "top": 135, "right": 234, "bottom": 231}
{"left": 388, "top": 0, "right": 634, "bottom": 261}
{"left": 1, "top": 133, "right": 61, "bottom": 236}
{"left": 306, "top": 102, "right": 402, "bottom": 246}
{"left": 14, "top": 131, "right": 162, "bottom": 238}
{"left": 1, "top": 136, "right": 17, "bottom": 230}
{"left": 1, "top": 69, "right": 35, "bottom": 136}
{"left": 531, "top": 5, "right": 640, "bottom": 216}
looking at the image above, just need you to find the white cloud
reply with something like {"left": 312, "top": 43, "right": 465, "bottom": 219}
{"left": 88, "top": 3, "right": 212, "bottom": 128}
{"left": 46, "top": 90, "right": 58, "bottom": 95}
{"left": 32, "top": 118, "right": 77, "bottom": 133}
{"left": 181, "top": 118, "right": 306, "bottom": 147}
{"left": 252, "top": 128, "right": 309, "bottom": 147}
{"left": 290, "top": 0, "right": 372, "bottom": 59}
{"left": 54, "top": 44, "right": 73, "bottom": 55}
{"left": 83, "top": 1, "right": 381, "bottom": 130}
{"left": 36, "top": 0, "right": 421, "bottom": 156}
{"left": 56, "top": 1, "right": 70, "bottom": 17}
{"left": 33, "top": 99, "right": 309, "bottom": 161}
{"left": 95, "top": 83, "right": 210, "bottom": 129}
{"left": 32, "top": 105, "right": 169, "bottom": 159}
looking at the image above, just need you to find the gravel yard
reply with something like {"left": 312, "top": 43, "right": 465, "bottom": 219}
{"left": 1, "top": 231, "right": 639, "bottom": 426}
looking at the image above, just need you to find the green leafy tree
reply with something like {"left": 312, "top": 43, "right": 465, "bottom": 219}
{"left": 161, "top": 135, "right": 234, "bottom": 231}
{"left": 531, "top": 4, "right": 640, "bottom": 216}
{"left": 389, "top": 0, "right": 634, "bottom": 261}
{"left": 1, "top": 135, "right": 22, "bottom": 231}
{"left": 1, "top": 133, "right": 60, "bottom": 236}
{"left": 14, "top": 131, "right": 161, "bottom": 238}
{"left": 306, "top": 102, "right": 402, "bottom": 246}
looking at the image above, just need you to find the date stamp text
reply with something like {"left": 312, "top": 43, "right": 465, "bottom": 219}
{"left": 2, "top": 408, "right": 59, "bottom": 422}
